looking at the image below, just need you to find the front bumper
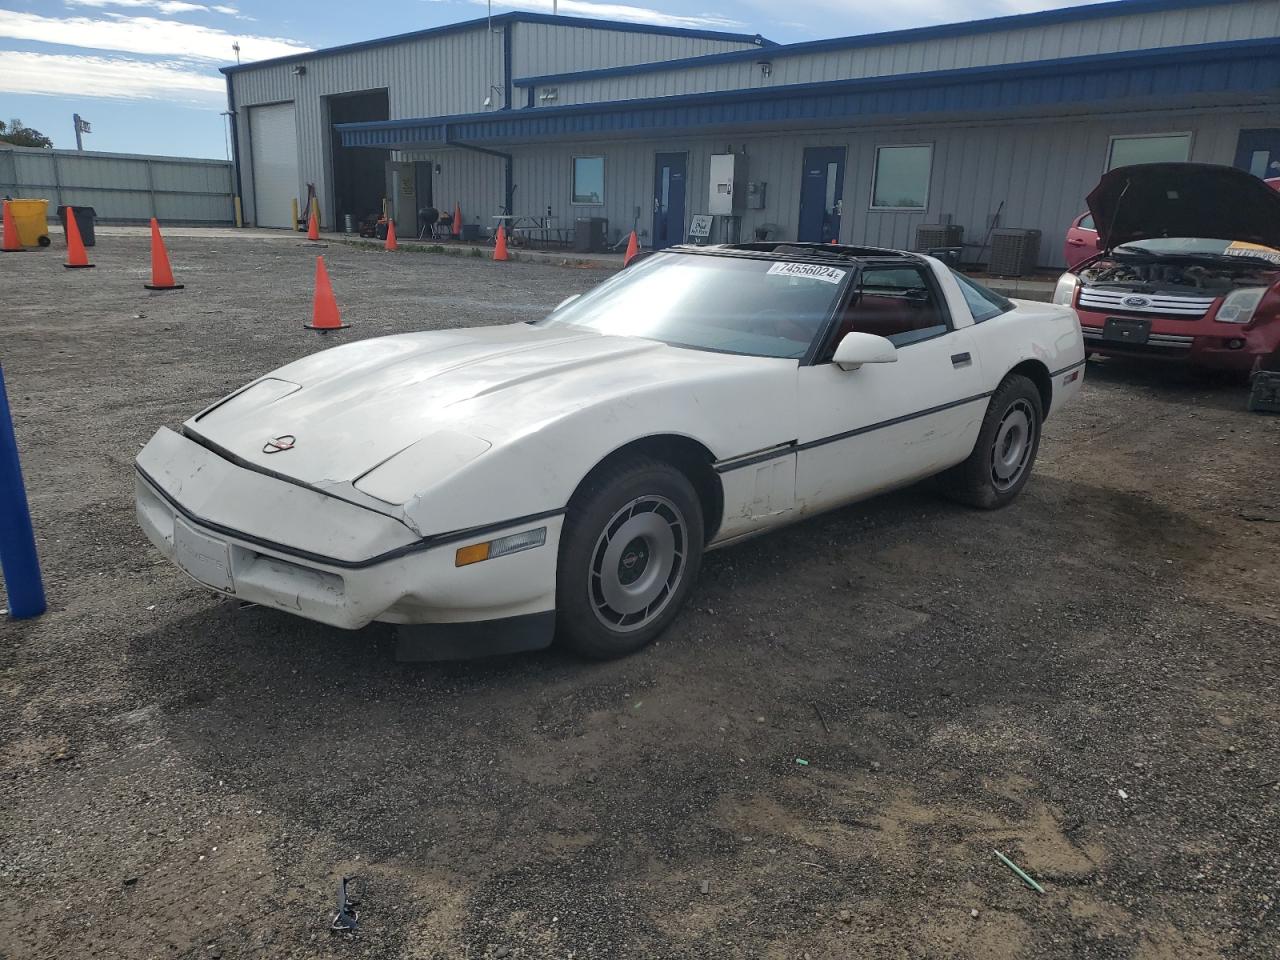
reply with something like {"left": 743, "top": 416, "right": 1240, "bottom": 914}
{"left": 1077, "top": 308, "right": 1274, "bottom": 372}
{"left": 135, "top": 427, "right": 562, "bottom": 631}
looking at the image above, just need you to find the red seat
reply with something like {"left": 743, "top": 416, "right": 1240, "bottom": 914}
{"left": 834, "top": 293, "right": 944, "bottom": 341}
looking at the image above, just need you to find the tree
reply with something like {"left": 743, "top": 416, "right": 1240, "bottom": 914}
{"left": 0, "top": 120, "right": 53, "bottom": 148}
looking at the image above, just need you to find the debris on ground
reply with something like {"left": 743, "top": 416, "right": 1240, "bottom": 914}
{"left": 994, "top": 850, "right": 1046, "bottom": 895}
{"left": 330, "top": 876, "right": 361, "bottom": 934}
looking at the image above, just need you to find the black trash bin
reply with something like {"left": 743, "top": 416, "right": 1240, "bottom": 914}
{"left": 56, "top": 205, "right": 97, "bottom": 247}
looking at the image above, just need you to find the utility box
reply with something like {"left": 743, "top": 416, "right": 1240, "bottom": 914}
{"left": 745, "top": 181, "right": 767, "bottom": 210}
{"left": 988, "top": 228, "right": 1042, "bottom": 277}
{"left": 574, "top": 216, "right": 607, "bottom": 253}
{"left": 709, "top": 154, "right": 744, "bottom": 216}
{"left": 916, "top": 223, "right": 963, "bottom": 250}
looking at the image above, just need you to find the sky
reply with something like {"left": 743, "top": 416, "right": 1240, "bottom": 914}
{"left": 0, "top": 0, "right": 1105, "bottom": 159}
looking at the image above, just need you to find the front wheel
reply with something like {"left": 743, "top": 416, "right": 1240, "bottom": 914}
{"left": 940, "top": 374, "right": 1043, "bottom": 509}
{"left": 556, "top": 456, "right": 704, "bottom": 659}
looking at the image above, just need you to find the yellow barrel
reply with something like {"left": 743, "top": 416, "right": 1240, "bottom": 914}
{"left": 7, "top": 199, "right": 51, "bottom": 247}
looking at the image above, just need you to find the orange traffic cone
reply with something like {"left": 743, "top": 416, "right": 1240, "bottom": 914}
{"left": 1, "top": 200, "right": 23, "bottom": 253}
{"left": 144, "top": 218, "right": 183, "bottom": 290}
{"left": 303, "top": 256, "right": 348, "bottom": 332}
{"left": 63, "top": 206, "right": 94, "bottom": 269}
{"left": 384, "top": 218, "right": 398, "bottom": 252}
{"left": 623, "top": 230, "right": 639, "bottom": 265}
{"left": 493, "top": 225, "right": 509, "bottom": 261}
{"left": 452, "top": 202, "right": 462, "bottom": 238}
{"left": 307, "top": 207, "right": 320, "bottom": 242}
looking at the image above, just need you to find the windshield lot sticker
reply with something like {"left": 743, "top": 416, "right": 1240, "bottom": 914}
{"left": 767, "top": 262, "right": 847, "bottom": 284}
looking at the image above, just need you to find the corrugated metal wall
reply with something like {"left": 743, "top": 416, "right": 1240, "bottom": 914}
{"left": 230, "top": 20, "right": 760, "bottom": 228}
{"left": 511, "top": 22, "right": 759, "bottom": 78}
{"left": 0, "top": 146, "right": 234, "bottom": 224}
{"left": 406, "top": 105, "right": 1278, "bottom": 267}
{"left": 231, "top": 24, "right": 501, "bottom": 228}
{"left": 541, "top": 0, "right": 1280, "bottom": 105}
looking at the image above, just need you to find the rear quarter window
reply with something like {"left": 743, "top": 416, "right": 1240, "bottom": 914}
{"left": 951, "top": 270, "right": 1015, "bottom": 323}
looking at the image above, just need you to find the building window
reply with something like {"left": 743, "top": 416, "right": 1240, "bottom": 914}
{"left": 1107, "top": 133, "right": 1191, "bottom": 170}
{"left": 870, "top": 144, "right": 931, "bottom": 210}
{"left": 572, "top": 156, "right": 604, "bottom": 205}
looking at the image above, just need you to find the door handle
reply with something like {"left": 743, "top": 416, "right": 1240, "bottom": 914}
{"left": 1067, "top": 238, "right": 1085, "bottom": 246}
{"left": 951, "top": 352, "right": 972, "bottom": 367}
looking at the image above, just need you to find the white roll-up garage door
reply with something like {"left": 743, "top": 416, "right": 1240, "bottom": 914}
{"left": 249, "top": 102, "right": 298, "bottom": 229}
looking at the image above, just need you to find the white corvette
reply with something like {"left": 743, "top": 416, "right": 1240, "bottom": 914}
{"left": 135, "top": 243, "right": 1084, "bottom": 660}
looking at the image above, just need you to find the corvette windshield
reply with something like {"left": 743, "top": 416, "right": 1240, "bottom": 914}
{"left": 536, "top": 252, "right": 849, "bottom": 359}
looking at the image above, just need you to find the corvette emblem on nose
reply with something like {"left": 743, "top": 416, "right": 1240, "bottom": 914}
{"left": 263, "top": 435, "right": 296, "bottom": 454}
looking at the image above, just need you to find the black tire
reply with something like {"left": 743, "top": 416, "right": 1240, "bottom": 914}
{"left": 940, "top": 374, "right": 1043, "bottom": 509}
{"left": 556, "top": 455, "right": 704, "bottom": 660}
{"left": 37, "top": 235, "right": 51, "bottom": 247}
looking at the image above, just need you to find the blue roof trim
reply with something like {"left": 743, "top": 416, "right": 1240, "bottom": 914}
{"left": 338, "top": 37, "right": 1280, "bottom": 148}
{"left": 220, "top": 12, "right": 769, "bottom": 75}
{"left": 513, "top": 0, "right": 1232, "bottom": 88}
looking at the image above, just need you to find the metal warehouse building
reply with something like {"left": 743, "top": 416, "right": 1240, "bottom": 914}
{"left": 224, "top": 0, "right": 1280, "bottom": 268}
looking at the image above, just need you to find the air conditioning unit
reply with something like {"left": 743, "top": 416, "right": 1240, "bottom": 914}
{"left": 988, "top": 228, "right": 1041, "bottom": 277}
{"left": 915, "top": 223, "right": 963, "bottom": 250}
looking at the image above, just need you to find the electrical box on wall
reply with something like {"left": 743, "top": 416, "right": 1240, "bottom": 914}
{"left": 709, "top": 153, "right": 744, "bottom": 216}
{"left": 745, "top": 181, "right": 766, "bottom": 209}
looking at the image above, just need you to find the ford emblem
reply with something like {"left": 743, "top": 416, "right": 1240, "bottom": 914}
{"left": 1122, "top": 295, "right": 1150, "bottom": 308}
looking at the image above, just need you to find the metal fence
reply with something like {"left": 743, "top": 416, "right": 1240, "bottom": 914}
{"left": 0, "top": 145, "right": 234, "bottom": 225}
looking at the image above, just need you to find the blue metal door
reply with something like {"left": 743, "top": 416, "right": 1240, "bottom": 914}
{"left": 1235, "top": 129, "right": 1280, "bottom": 180}
{"left": 652, "top": 152, "right": 687, "bottom": 248}
{"left": 798, "top": 147, "right": 845, "bottom": 243}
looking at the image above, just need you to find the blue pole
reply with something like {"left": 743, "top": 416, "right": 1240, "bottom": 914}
{"left": 0, "top": 363, "right": 45, "bottom": 619}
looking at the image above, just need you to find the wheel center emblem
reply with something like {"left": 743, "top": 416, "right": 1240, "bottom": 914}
{"left": 618, "top": 538, "right": 650, "bottom": 585}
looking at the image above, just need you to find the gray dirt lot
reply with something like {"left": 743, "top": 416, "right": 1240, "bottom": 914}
{"left": 1, "top": 235, "right": 1278, "bottom": 960}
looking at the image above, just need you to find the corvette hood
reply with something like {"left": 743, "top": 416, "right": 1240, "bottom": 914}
{"left": 185, "top": 323, "right": 771, "bottom": 488}
{"left": 1087, "top": 162, "right": 1280, "bottom": 251}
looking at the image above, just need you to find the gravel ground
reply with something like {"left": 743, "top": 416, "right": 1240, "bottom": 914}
{"left": 1, "top": 235, "right": 1278, "bottom": 960}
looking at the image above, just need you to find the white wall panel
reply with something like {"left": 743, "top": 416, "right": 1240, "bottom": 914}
{"left": 543, "top": 0, "right": 1280, "bottom": 106}
{"left": 464, "top": 106, "right": 1280, "bottom": 268}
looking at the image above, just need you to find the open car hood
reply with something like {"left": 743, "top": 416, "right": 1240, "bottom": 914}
{"left": 1086, "top": 163, "right": 1280, "bottom": 251}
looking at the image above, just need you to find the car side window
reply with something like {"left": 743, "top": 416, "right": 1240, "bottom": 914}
{"left": 826, "top": 266, "right": 951, "bottom": 353}
{"left": 1080, "top": 213, "right": 1095, "bottom": 230}
{"left": 951, "top": 270, "right": 1015, "bottom": 323}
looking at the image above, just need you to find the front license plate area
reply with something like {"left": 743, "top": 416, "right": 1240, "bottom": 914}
{"left": 1103, "top": 316, "right": 1151, "bottom": 345}
{"left": 173, "top": 518, "right": 234, "bottom": 592}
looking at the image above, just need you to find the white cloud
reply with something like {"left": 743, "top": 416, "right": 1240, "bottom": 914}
{"left": 0, "top": 51, "right": 224, "bottom": 102}
{"left": 471, "top": 0, "right": 743, "bottom": 30}
{"left": 0, "top": 11, "right": 308, "bottom": 62}
{"left": 65, "top": 0, "right": 238, "bottom": 14}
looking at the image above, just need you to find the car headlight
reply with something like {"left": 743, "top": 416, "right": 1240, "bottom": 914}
{"left": 1052, "top": 272, "right": 1080, "bottom": 306}
{"left": 1216, "top": 287, "right": 1266, "bottom": 324}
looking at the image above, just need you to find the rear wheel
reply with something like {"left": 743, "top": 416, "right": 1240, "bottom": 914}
{"left": 940, "top": 374, "right": 1043, "bottom": 509}
{"left": 557, "top": 456, "right": 704, "bottom": 659}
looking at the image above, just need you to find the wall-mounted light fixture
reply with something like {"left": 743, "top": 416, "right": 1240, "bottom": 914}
{"left": 292, "top": 64, "right": 307, "bottom": 76}
{"left": 482, "top": 84, "right": 503, "bottom": 107}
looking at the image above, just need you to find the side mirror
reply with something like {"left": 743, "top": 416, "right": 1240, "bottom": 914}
{"left": 553, "top": 294, "right": 580, "bottom": 312}
{"left": 833, "top": 332, "right": 898, "bottom": 371}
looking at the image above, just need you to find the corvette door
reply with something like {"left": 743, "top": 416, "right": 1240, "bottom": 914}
{"left": 795, "top": 264, "right": 987, "bottom": 512}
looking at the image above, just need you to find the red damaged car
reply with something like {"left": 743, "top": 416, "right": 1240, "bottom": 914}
{"left": 1053, "top": 163, "right": 1280, "bottom": 378}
